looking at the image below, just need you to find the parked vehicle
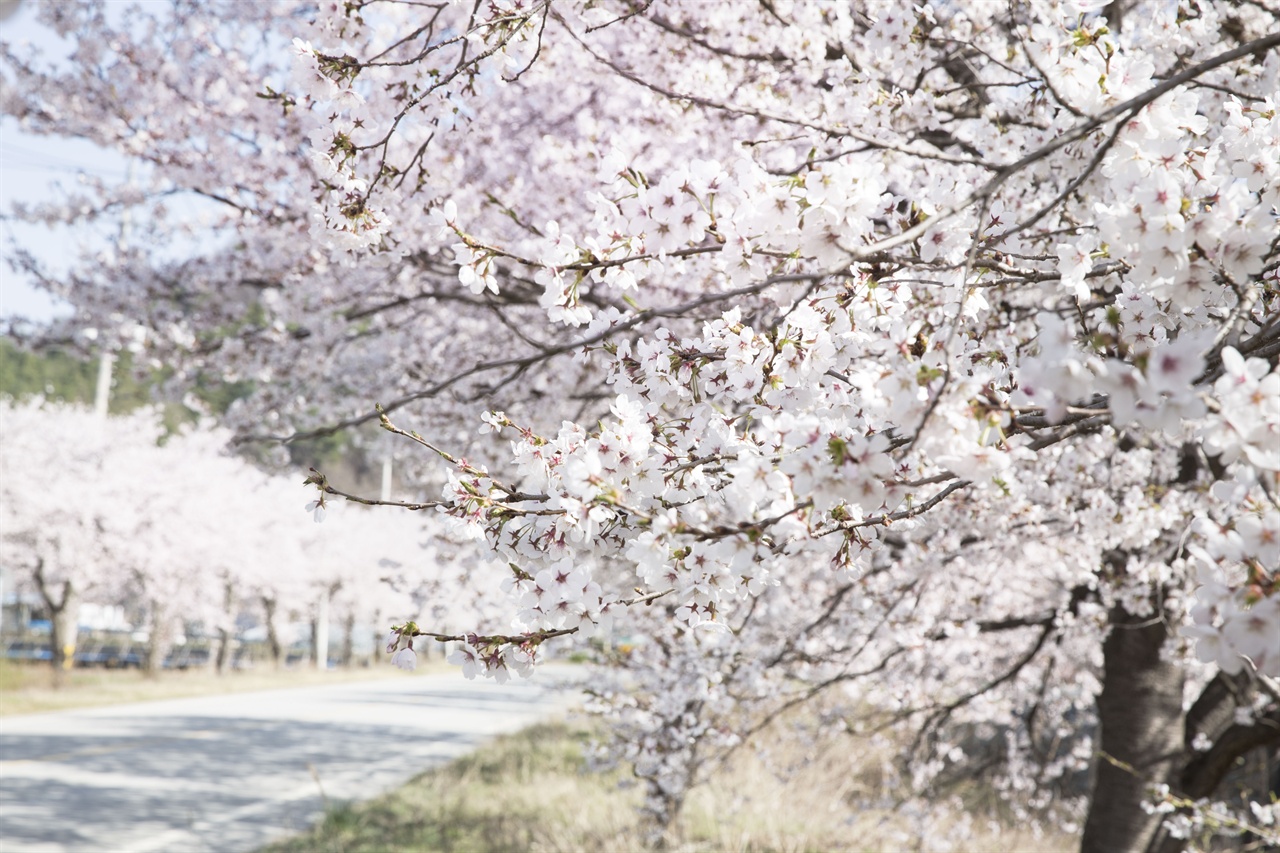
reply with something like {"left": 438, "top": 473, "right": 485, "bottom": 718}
{"left": 2, "top": 639, "right": 52, "bottom": 662}
{"left": 163, "top": 646, "right": 211, "bottom": 670}
{"left": 74, "top": 641, "right": 143, "bottom": 669}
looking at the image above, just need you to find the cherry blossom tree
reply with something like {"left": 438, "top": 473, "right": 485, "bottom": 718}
{"left": 0, "top": 401, "right": 149, "bottom": 680}
{"left": 0, "top": 401, "right": 262, "bottom": 672}
{"left": 4, "top": 0, "right": 1280, "bottom": 849}
{"left": 0, "top": 400, "right": 440, "bottom": 674}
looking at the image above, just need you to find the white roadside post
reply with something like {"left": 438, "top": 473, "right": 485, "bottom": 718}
{"left": 315, "top": 585, "right": 329, "bottom": 670}
{"left": 379, "top": 454, "right": 404, "bottom": 659}
{"left": 92, "top": 161, "right": 134, "bottom": 422}
{"left": 93, "top": 350, "right": 113, "bottom": 419}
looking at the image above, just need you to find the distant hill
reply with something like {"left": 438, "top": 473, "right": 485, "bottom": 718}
{"left": 0, "top": 336, "right": 379, "bottom": 490}
{"left": 0, "top": 337, "right": 150, "bottom": 411}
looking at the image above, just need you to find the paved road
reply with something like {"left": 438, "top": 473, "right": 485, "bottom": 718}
{"left": 0, "top": 669, "right": 580, "bottom": 853}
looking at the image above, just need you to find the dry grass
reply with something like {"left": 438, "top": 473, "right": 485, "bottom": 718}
{"left": 263, "top": 720, "right": 646, "bottom": 853}
{"left": 675, "top": 725, "right": 1074, "bottom": 853}
{"left": 0, "top": 657, "right": 448, "bottom": 717}
{"left": 264, "top": 710, "right": 1077, "bottom": 853}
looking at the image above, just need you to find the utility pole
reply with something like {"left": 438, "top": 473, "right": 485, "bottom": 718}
{"left": 93, "top": 351, "right": 113, "bottom": 418}
{"left": 315, "top": 585, "right": 329, "bottom": 670}
{"left": 94, "top": 162, "right": 135, "bottom": 419}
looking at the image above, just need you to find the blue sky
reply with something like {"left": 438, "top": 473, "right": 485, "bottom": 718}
{"left": 1, "top": 0, "right": 249, "bottom": 328}
{"left": 1, "top": 0, "right": 124, "bottom": 323}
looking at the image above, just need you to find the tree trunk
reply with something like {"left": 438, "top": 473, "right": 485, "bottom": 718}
{"left": 262, "top": 596, "right": 283, "bottom": 669}
{"left": 215, "top": 626, "right": 231, "bottom": 674}
{"left": 1144, "top": 673, "right": 1280, "bottom": 853}
{"left": 33, "top": 558, "right": 77, "bottom": 688}
{"left": 369, "top": 609, "right": 382, "bottom": 668}
{"left": 341, "top": 612, "right": 355, "bottom": 667}
{"left": 143, "top": 599, "right": 167, "bottom": 676}
{"left": 1081, "top": 596, "right": 1185, "bottom": 853}
{"left": 215, "top": 578, "right": 234, "bottom": 674}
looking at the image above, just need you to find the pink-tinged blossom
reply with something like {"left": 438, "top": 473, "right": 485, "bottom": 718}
{"left": 447, "top": 643, "right": 482, "bottom": 680}
{"left": 1203, "top": 348, "right": 1280, "bottom": 470}
{"left": 390, "top": 646, "right": 417, "bottom": 671}
{"left": 305, "top": 498, "right": 326, "bottom": 523}
{"left": 7, "top": 3, "right": 1280, "bottom": 843}
{"left": 1056, "top": 238, "right": 1096, "bottom": 302}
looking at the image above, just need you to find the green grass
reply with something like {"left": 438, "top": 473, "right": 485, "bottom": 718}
{"left": 264, "top": 715, "right": 1077, "bottom": 853}
{"left": 0, "top": 658, "right": 446, "bottom": 717}
{"left": 264, "top": 720, "right": 645, "bottom": 853}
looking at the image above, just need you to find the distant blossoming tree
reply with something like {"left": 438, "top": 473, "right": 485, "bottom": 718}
{"left": 0, "top": 400, "right": 441, "bottom": 674}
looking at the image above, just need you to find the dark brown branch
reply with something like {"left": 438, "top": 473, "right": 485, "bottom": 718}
{"left": 237, "top": 272, "right": 827, "bottom": 444}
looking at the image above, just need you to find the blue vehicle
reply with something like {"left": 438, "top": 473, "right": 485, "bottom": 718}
{"left": 163, "top": 646, "right": 211, "bottom": 670}
{"left": 74, "top": 642, "right": 143, "bottom": 668}
{"left": 2, "top": 640, "right": 53, "bottom": 662}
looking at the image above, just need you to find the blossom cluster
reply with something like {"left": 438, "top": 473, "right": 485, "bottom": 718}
{"left": 6, "top": 0, "right": 1280, "bottom": 842}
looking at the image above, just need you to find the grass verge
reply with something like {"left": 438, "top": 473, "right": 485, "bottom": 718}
{"left": 263, "top": 720, "right": 643, "bottom": 853}
{"left": 0, "top": 657, "right": 448, "bottom": 717}
{"left": 263, "top": 715, "right": 1076, "bottom": 853}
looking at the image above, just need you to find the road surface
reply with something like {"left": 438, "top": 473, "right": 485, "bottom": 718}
{"left": 0, "top": 669, "right": 580, "bottom": 853}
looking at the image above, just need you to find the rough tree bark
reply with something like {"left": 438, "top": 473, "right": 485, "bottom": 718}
{"left": 215, "top": 624, "right": 231, "bottom": 674}
{"left": 33, "top": 557, "right": 78, "bottom": 688}
{"left": 1145, "top": 671, "right": 1280, "bottom": 853}
{"left": 262, "top": 595, "right": 283, "bottom": 669}
{"left": 341, "top": 612, "right": 355, "bottom": 667}
{"left": 142, "top": 598, "right": 169, "bottom": 676}
{"left": 214, "top": 578, "right": 234, "bottom": 674}
{"left": 1081, "top": 587, "right": 1185, "bottom": 853}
